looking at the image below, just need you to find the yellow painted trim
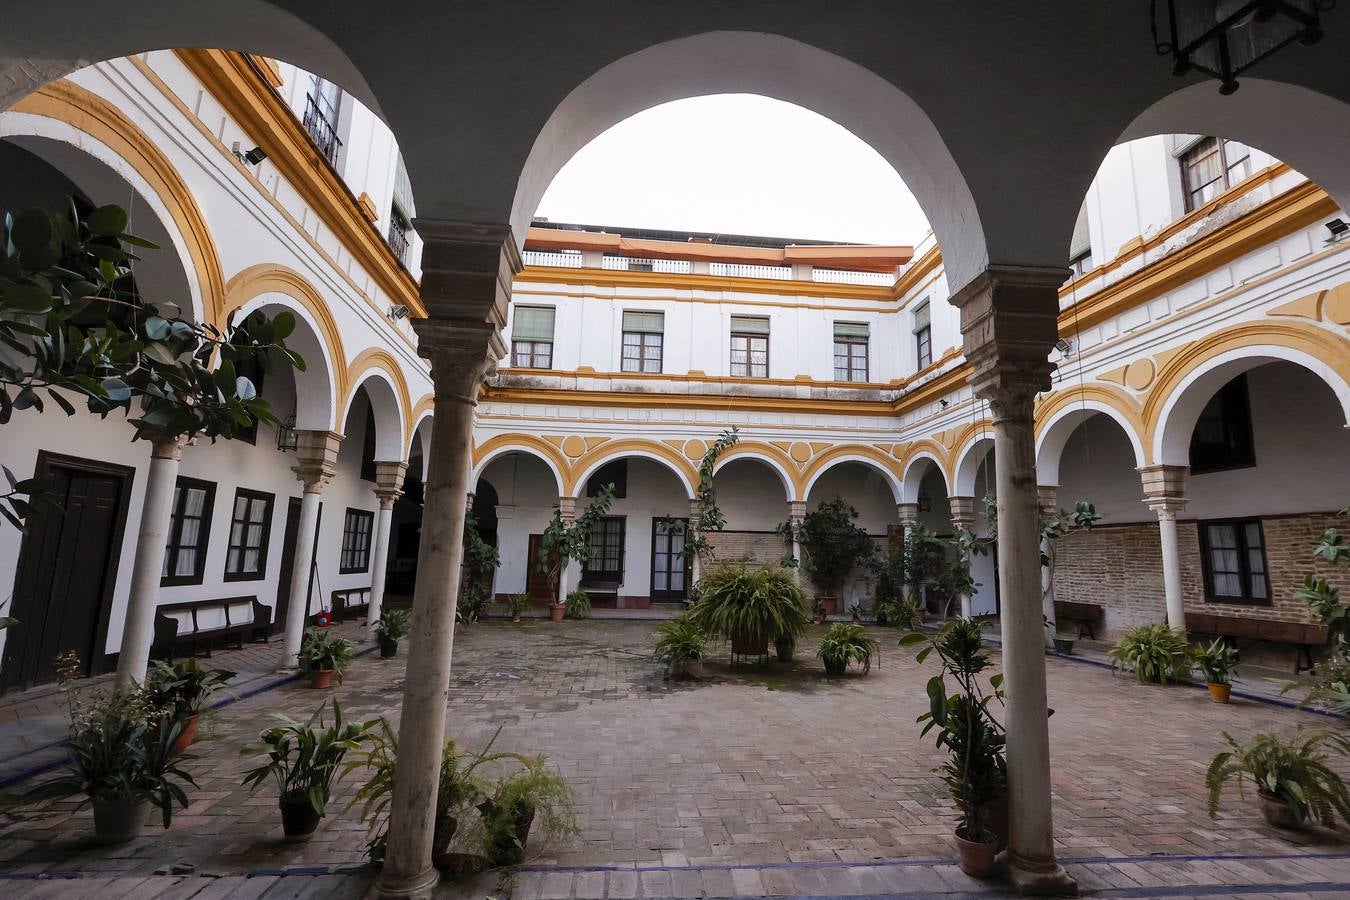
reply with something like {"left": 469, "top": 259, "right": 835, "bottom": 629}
{"left": 472, "top": 434, "right": 572, "bottom": 491}
{"left": 12, "top": 79, "right": 226, "bottom": 326}
{"left": 517, "top": 267, "right": 895, "bottom": 302}
{"left": 899, "top": 439, "right": 952, "bottom": 486}
{"left": 511, "top": 286, "right": 910, "bottom": 315}
{"left": 800, "top": 444, "right": 906, "bottom": 498}
{"left": 1034, "top": 384, "right": 1146, "bottom": 453}
{"left": 345, "top": 347, "right": 414, "bottom": 450}
{"left": 1142, "top": 320, "right": 1350, "bottom": 456}
{"left": 223, "top": 263, "right": 348, "bottom": 403}
{"left": 716, "top": 441, "right": 805, "bottom": 498}
{"left": 564, "top": 439, "right": 700, "bottom": 498}
{"left": 480, "top": 384, "right": 898, "bottom": 417}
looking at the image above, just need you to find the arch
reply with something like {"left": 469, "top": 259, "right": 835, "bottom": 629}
{"left": 342, "top": 355, "right": 409, "bottom": 462}
{"left": 471, "top": 435, "right": 568, "bottom": 498}
{"left": 510, "top": 31, "right": 988, "bottom": 290}
{"left": 951, "top": 435, "right": 995, "bottom": 498}
{"left": 6, "top": 79, "right": 225, "bottom": 324}
{"left": 900, "top": 445, "right": 949, "bottom": 504}
{"left": 224, "top": 264, "right": 343, "bottom": 432}
{"left": 1035, "top": 386, "right": 1147, "bottom": 484}
{"left": 1118, "top": 78, "right": 1350, "bottom": 225}
{"left": 800, "top": 445, "right": 905, "bottom": 504}
{"left": 408, "top": 394, "right": 434, "bottom": 479}
{"left": 714, "top": 442, "right": 800, "bottom": 502}
{"left": 1145, "top": 323, "right": 1350, "bottom": 465}
{"left": 567, "top": 440, "right": 698, "bottom": 500}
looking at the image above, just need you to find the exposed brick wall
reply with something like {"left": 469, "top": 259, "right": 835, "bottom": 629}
{"left": 1055, "top": 511, "right": 1349, "bottom": 646}
{"left": 705, "top": 531, "right": 785, "bottom": 568}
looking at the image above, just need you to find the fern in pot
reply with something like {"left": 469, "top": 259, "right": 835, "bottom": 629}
{"left": 688, "top": 562, "right": 808, "bottom": 658}
{"left": 1207, "top": 729, "right": 1350, "bottom": 830}
{"left": 1108, "top": 623, "right": 1191, "bottom": 684}
{"left": 816, "top": 623, "right": 880, "bottom": 676}
{"left": 372, "top": 608, "right": 410, "bottom": 659}
{"left": 653, "top": 614, "right": 708, "bottom": 679}
{"left": 474, "top": 755, "right": 579, "bottom": 867}
{"left": 508, "top": 592, "right": 530, "bottom": 623}
{"left": 1193, "top": 638, "right": 1239, "bottom": 703}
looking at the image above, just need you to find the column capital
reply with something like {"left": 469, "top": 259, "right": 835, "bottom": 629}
{"left": 689, "top": 498, "right": 704, "bottom": 520}
{"left": 558, "top": 496, "right": 578, "bottom": 522}
{"left": 897, "top": 502, "right": 920, "bottom": 525}
{"left": 1037, "top": 484, "right": 1059, "bottom": 518}
{"left": 948, "top": 495, "right": 978, "bottom": 528}
{"left": 412, "top": 219, "right": 521, "bottom": 363}
{"left": 1139, "top": 463, "right": 1188, "bottom": 513}
{"left": 292, "top": 429, "right": 343, "bottom": 491}
{"left": 373, "top": 460, "right": 409, "bottom": 508}
{"left": 148, "top": 433, "right": 187, "bottom": 461}
{"left": 788, "top": 500, "right": 807, "bottom": 523}
{"left": 950, "top": 264, "right": 1068, "bottom": 406}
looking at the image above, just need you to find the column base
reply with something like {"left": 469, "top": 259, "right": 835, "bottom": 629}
{"left": 373, "top": 864, "right": 440, "bottom": 899}
{"left": 1000, "top": 850, "right": 1078, "bottom": 896}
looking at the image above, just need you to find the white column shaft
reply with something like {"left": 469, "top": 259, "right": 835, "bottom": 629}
{"left": 1157, "top": 509, "right": 1186, "bottom": 629}
{"left": 365, "top": 503, "right": 396, "bottom": 639}
{"left": 281, "top": 488, "right": 322, "bottom": 668}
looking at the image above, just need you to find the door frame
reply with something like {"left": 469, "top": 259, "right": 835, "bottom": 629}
{"left": 649, "top": 517, "right": 691, "bottom": 601}
{"left": 7, "top": 451, "right": 135, "bottom": 685}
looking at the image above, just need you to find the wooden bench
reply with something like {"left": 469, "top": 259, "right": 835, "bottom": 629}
{"left": 1054, "top": 600, "right": 1104, "bottom": 639}
{"left": 153, "top": 596, "right": 271, "bottom": 661}
{"left": 331, "top": 587, "right": 371, "bottom": 623}
{"left": 1185, "top": 612, "right": 1329, "bottom": 674}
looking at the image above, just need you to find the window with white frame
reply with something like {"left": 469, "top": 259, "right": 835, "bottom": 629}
{"left": 912, "top": 302, "right": 932, "bottom": 370}
{"left": 511, "top": 306, "right": 555, "bottom": 369}
{"left": 729, "top": 315, "right": 769, "bottom": 378}
{"left": 833, "top": 322, "right": 870, "bottom": 382}
{"left": 621, "top": 311, "right": 664, "bottom": 373}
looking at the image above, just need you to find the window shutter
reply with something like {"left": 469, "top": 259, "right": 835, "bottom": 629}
{"left": 1069, "top": 202, "right": 1091, "bottom": 261}
{"left": 912, "top": 302, "right": 930, "bottom": 332}
{"left": 834, "top": 321, "right": 869, "bottom": 339}
{"left": 512, "top": 306, "right": 555, "bottom": 341}
{"left": 623, "top": 310, "right": 664, "bottom": 334}
{"left": 730, "top": 315, "right": 770, "bottom": 335}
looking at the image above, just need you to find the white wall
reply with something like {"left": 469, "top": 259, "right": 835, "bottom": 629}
{"left": 479, "top": 454, "right": 561, "bottom": 597}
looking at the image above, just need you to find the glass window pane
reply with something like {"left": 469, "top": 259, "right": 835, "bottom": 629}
{"left": 243, "top": 549, "right": 259, "bottom": 572}
{"left": 176, "top": 548, "right": 196, "bottom": 577}
{"left": 184, "top": 487, "right": 206, "bottom": 516}
{"left": 1250, "top": 576, "right": 1267, "bottom": 599}
{"left": 227, "top": 548, "right": 240, "bottom": 572}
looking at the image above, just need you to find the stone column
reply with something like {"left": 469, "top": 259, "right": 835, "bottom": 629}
{"left": 787, "top": 500, "right": 806, "bottom": 576}
{"left": 951, "top": 264, "right": 1075, "bottom": 895}
{"left": 1037, "top": 484, "right": 1058, "bottom": 636}
{"left": 557, "top": 496, "right": 581, "bottom": 600}
{"left": 687, "top": 498, "right": 703, "bottom": 590}
{"left": 948, "top": 495, "right": 978, "bottom": 619}
{"left": 115, "top": 434, "right": 186, "bottom": 690}
{"left": 365, "top": 461, "right": 408, "bottom": 641}
{"left": 378, "top": 220, "right": 517, "bottom": 900}
{"left": 1140, "top": 464, "right": 1189, "bottom": 631}
{"left": 280, "top": 430, "right": 342, "bottom": 669}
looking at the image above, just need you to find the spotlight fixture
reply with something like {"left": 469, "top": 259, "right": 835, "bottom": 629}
{"left": 1152, "top": 0, "right": 1335, "bottom": 95}
{"left": 1326, "top": 218, "right": 1349, "bottom": 243}
{"left": 1055, "top": 337, "right": 1075, "bottom": 356}
{"left": 387, "top": 304, "right": 411, "bottom": 320}
{"left": 939, "top": 399, "right": 950, "bottom": 409}
{"left": 231, "top": 142, "right": 268, "bottom": 166}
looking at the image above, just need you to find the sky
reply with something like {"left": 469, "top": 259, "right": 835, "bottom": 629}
{"left": 534, "top": 94, "right": 931, "bottom": 246}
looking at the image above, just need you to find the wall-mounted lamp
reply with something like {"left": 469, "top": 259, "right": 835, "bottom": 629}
{"left": 939, "top": 399, "right": 950, "bottom": 409}
{"left": 276, "top": 412, "right": 299, "bottom": 452}
{"left": 387, "top": 304, "right": 411, "bottom": 321}
{"left": 231, "top": 142, "right": 268, "bottom": 166}
{"left": 1326, "top": 219, "right": 1349, "bottom": 244}
{"left": 918, "top": 494, "right": 932, "bottom": 513}
{"left": 1055, "top": 337, "right": 1075, "bottom": 357}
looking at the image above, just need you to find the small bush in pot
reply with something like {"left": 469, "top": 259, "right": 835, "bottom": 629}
{"left": 509, "top": 592, "right": 530, "bottom": 623}
{"left": 1108, "top": 623, "right": 1191, "bottom": 684}
{"left": 564, "top": 588, "right": 591, "bottom": 620}
{"left": 653, "top": 614, "right": 708, "bottom": 678}
{"left": 1193, "top": 638, "right": 1240, "bottom": 702}
{"left": 298, "top": 626, "right": 354, "bottom": 687}
{"left": 241, "top": 699, "right": 377, "bottom": 841}
{"left": 372, "top": 608, "right": 410, "bottom": 659}
{"left": 142, "top": 658, "right": 236, "bottom": 753}
{"left": 1206, "top": 729, "right": 1350, "bottom": 830}
{"left": 474, "top": 755, "right": 579, "bottom": 867}
{"left": 816, "top": 623, "right": 880, "bottom": 675}
{"left": 688, "top": 562, "right": 809, "bottom": 657}
{"left": 790, "top": 497, "right": 879, "bottom": 614}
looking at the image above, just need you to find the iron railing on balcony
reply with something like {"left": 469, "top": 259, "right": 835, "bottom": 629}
{"left": 302, "top": 93, "right": 342, "bottom": 166}
{"left": 387, "top": 216, "right": 411, "bottom": 267}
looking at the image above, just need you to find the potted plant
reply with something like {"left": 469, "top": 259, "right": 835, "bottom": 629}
{"left": 1193, "top": 638, "right": 1239, "bottom": 703}
{"left": 849, "top": 602, "right": 863, "bottom": 625}
{"left": 564, "top": 588, "right": 591, "bottom": 620}
{"left": 901, "top": 619, "right": 1009, "bottom": 873}
{"left": 372, "top": 608, "right": 410, "bottom": 659}
{"left": 509, "top": 593, "right": 530, "bottom": 623}
{"left": 142, "top": 658, "right": 236, "bottom": 753}
{"left": 816, "top": 623, "right": 880, "bottom": 676}
{"left": 457, "top": 582, "right": 491, "bottom": 625}
{"left": 653, "top": 614, "right": 708, "bottom": 678}
{"left": 241, "top": 699, "right": 376, "bottom": 841}
{"left": 688, "top": 562, "right": 809, "bottom": 658}
{"left": 1206, "top": 729, "right": 1350, "bottom": 830}
{"left": 475, "top": 755, "right": 579, "bottom": 867}
{"left": 28, "top": 690, "right": 196, "bottom": 844}
{"left": 1046, "top": 616, "right": 1074, "bottom": 655}
{"left": 298, "top": 627, "right": 354, "bottom": 687}
{"left": 789, "top": 498, "right": 879, "bottom": 617}
{"left": 537, "top": 486, "right": 616, "bottom": 622}
{"left": 1108, "top": 623, "right": 1192, "bottom": 684}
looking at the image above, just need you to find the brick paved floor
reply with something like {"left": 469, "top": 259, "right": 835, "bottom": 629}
{"left": 1, "top": 620, "right": 1349, "bottom": 897}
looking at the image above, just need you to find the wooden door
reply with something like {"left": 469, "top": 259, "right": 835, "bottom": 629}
{"left": 525, "top": 534, "right": 554, "bottom": 600}
{"left": 3, "top": 453, "right": 132, "bottom": 690}
{"left": 650, "top": 518, "right": 690, "bottom": 601}
{"left": 274, "top": 498, "right": 322, "bottom": 633}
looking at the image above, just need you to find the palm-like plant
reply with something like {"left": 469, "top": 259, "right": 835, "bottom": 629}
{"left": 816, "top": 623, "right": 880, "bottom": 675}
{"left": 1207, "top": 729, "right": 1350, "bottom": 827}
{"left": 298, "top": 627, "right": 355, "bottom": 681}
{"left": 372, "top": 608, "right": 410, "bottom": 643}
{"left": 687, "top": 563, "right": 809, "bottom": 647}
{"left": 241, "top": 699, "right": 377, "bottom": 816}
{"left": 1193, "top": 638, "right": 1240, "bottom": 686}
{"left": 1108, "top": 623, "right": 1192, "bottom": 684}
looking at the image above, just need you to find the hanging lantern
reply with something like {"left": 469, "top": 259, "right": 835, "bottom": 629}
{"left": 276, "top": 411, "right": 299, "bottom": 452}
{"left": 1153, "top": 0, "right": 1335, "bottom": 94}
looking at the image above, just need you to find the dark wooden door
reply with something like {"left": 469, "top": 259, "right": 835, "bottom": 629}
{"left": 525, "top": 534, "right": 554, "bottom": 600}
{"left": 3, "top": 454, "right": 132, "bottom": 690}
{"left": 274, "top": 498, "right": 322, "bottom": 634}
{"left": 650, "top": 518, "right": 690, "bottom": 600}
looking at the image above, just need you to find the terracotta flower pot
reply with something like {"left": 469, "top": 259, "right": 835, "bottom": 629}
{"left": 170, "top": 713, "right": 200, "bottom": 755}
{"left": 1207, "top": 682, "right": 1231, "bottom": 703}
{"left": 549, "top": 603, "right": 565, "bottom": 622}
{"left": 817, "top": 597, "right": 837, "bottom": 615}
{"left": 954, "top": 830, "right": 999, "bottom": 878}
{"left": 310, "top": 668, "right": 334, "bottom": 689}
{"left": 979, "top": 796, "right": 1009, "bottom": 853}
{"left": 512, "top": 612, "right": 522, "bottom": 623}
{"left": 92, "top": 796, "right": 147, "bottom": 845}
{"left": 1258, "top": 791, "right": 1304, "bottom": 830}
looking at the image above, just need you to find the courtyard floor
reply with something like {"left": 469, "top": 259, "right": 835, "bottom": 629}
{"left": 1, "top": 619, "right": 1348, "bottom": 898}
